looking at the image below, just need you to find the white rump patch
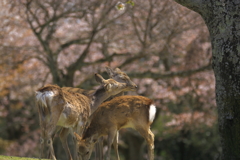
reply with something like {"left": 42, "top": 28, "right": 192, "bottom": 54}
{"left": 149, "top": 104, "right": 156, "bottom": 123}
{"left": 36, "top": 91, "right": 55, "bottom": 107}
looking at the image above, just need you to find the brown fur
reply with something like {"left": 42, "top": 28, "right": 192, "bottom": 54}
{"left": 84, "top": 96, "right": 153, "bottom": 138}
{"left": 62, "top": 87, "right": 95, "bottom": 96}
{"left": 36, "top": 72, "right": 137, "bottom": 160}
{"left": 77, "top": 95, "right": 156, "bottom": 160}
{"left": 37, "top": 84, "right": 91, "bottom": 127}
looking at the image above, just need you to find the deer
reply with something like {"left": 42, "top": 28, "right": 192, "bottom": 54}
{"left": 35, "top": 73, "right": 137, "bottom": 160}
{"left": 64, "top": 67, "right": 137, "bottom": 160}
{"left": 92, "top": 67, "right": 138, "bottom": 160}
{"left": 74, "top": 95, "right": 157, "bottom": 160}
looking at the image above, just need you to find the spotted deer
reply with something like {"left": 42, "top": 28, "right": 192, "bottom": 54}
{"left": 75, "top": 95, "right": 157, "bottom": 160}
{"left": 64, "top": 67, "right": 137, "bottom": 160}
{"left": 93, "top": 67, "right": 137, "bottom": 160}
{"left": 62, "top": 67, "right": 136, "bottom": 112}
{"left": 36, "top": 74, "right": 137, "bottom": 160}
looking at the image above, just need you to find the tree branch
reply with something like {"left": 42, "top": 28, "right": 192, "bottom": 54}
{"left": 66, "top": 30, "right": 96, "bottom": 72}
{"left": 55, "top": 38, "right": 89, "bottom": 54}
{"left": 143, "top": 0, "right": 154, "bottom": 45}
{"left": 120, "top": 54, "right": 147, "bottom": 68}
{"left": 128, "top": 63, "right": 212, "bottom": 79}
{"left": 66, "top": 2, "right": 118, "bottom": 72}
{"left": 131, "top": 13, "right": 144, "bottom": 45}
{"left": 82, "top": 53, "right": 127, "bottom": 66}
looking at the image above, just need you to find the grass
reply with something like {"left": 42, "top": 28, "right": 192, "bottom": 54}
{"left": 0, "top": 155, "right": 49, "bottom": 160}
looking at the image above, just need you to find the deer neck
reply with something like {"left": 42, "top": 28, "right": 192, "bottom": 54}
{"left": 113, "top": 91, "right": 124, "bottom": 97}
{"left": 83, "top": 123, "right": 101, "bottom": 141}
{"left": 91, "top": 87, "right": 114, "bottom": 112}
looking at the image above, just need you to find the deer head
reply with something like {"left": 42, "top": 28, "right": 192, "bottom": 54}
{"left": 74, "top": 132, "right": 96, "bottom": 160}
{"left": 95, "top": 73, "right": 135, "bottom": 94}
{"left": 90, "top": 73, "right": 137, "bottom": 113}
{"left": 105, "top": 67, "right": 137, "bottom": 91}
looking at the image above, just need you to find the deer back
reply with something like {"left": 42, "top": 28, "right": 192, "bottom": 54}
{"left": 36, "top": 84, "right": 91, "bottom": 128}
{"left": 62, "top": 87, "right": 95, "bottom": 96}
{"left": 83, "top": 95, "right": 156, "bottom": 139}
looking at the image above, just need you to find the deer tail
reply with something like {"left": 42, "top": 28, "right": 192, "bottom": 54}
{"left": 36, "top": 90, "right": 55, "bottom": 121}
{"left": 149, "top": 103, "right": 156, "bottom": 124}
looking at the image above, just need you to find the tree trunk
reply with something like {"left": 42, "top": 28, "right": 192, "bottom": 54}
{"left": 173, "top": 0, "right": 240, "bottom": 159}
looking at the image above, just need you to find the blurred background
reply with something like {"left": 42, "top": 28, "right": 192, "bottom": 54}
{"left": 0, "top": 0, "right": 220, "bottom": 159}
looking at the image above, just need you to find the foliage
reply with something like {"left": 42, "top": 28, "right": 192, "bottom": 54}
{"left": 0, "top": 155, "right": 49, "bottom": 160}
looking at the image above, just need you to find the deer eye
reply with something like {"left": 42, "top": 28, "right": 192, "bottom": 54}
{"left": 86, "top": 151, "right": 89, "bottom": 155}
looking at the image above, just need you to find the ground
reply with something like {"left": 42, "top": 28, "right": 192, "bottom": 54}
{"left": 0, "top": 155, "right": 49, "bottom": 160}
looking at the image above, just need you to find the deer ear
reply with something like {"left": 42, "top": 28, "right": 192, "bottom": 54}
{"left": 104, "top": 83, "right": 112, "bottom": 92}
{"left": 115, "top": 68, "right": 122, "bottom": 73}
{"left": 74, "top": 132, "right": 82, "bottom": 141}
{"left": 105, "top": 66, "right": 115, "bottom": 77}
{"left": 95, "top": 74, "right": 105, "bottom": 84}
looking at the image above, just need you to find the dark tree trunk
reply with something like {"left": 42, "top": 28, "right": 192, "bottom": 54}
{"left": 174, "top": 0, "right": 240, "bottom": 159}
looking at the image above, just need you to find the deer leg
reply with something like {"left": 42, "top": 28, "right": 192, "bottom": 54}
{"left": 72, "top": 135, "right": 80, "bottom": 160}
{"left": 137, "top": 127, "right": 154, "bottom": 160}
{"left": 60, "top": 128, "right": 73, "bottom": 160}
{"left": 47, "top": 127, "right": 61, "bottom": 159}
{"left": 112, "top": 131, "right": 120, "bottom": 160}
{"left": 39, "top": 137, "right": 45, "bottom": 159}
{"left": 94, "top": 136, "right": 104, "bottom": 160}
{"left": 45, "top": 127, "right": 57, "bottom": 160}
{"left": 72, "top": 125, "right": 85, "bottom": 160}
{"left": 106, "top": 129, "right": 117, "bottom": 160}
{"left": 95, "top": 140, "right": 103, "bottom": 160}
{"left": 40, "top": 126, "right": 57, "bottom": 160}
{"left": 46, "top": 108, "right": 62, "bottom": 160}
{"left": 39, "top": 121, "right": 49, "bottom": 159}
{"left": 146, "top": 129, "right": 154, "bottom": 160}
{"left": 99, "top": 138, "right": 104, "bottom": 160}
{"left": 47, "top": 136, "right": 57, "bottom": 160}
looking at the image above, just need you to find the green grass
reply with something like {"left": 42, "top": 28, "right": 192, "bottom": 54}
{"left": 0, "top": 155, "right": 49, "bottom": 160}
